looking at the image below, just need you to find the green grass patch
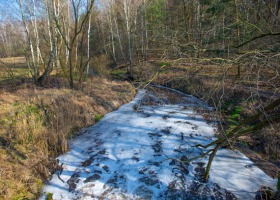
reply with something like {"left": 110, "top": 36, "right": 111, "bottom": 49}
{"left": 94, "top": 114, "right": 102, "bottom": 122}
{"left": 159, "top": 61, "right": 171, "bottom": 67}
{"left": 225, "top": 106, "right": 242, "bottom": 125}
{"left": 12, "top": 192, "right": 29, "bottom": 200}
{"left": 154, "top": 61, "right": 171, "bottom": 68}
{"left": 45, "top": 193, "right": 53, "bottom": 200}
{"left": 231, "top": 106, "right": 242, "bottom": 120}
{"left": 110, "top": 69, "right": 126, "bottom": 79}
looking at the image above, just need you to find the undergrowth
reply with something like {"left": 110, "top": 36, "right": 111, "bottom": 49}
{"left": 142, "top": 60, "right": 280, "bottom": 168}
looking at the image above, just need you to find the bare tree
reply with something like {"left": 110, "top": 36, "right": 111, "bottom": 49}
{"left": 17, "top": 0, "right": 38, "bottom": 79}
{"left": 86, "top": 0, "right": 92, "bottom": 77}
{"left": 52, "top": 0, "right": 95, "bottom": 88}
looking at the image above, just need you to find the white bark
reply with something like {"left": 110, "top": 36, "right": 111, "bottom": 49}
{"left": 144, "top": 0, "right": 148, "bottom": 62}
{"left": 123, "top": 0, "right": 133, "bottom": 76}
{"left": 53, "top": 0, "right": 61, "bottom": 69}
{"left": 46, "top": 0, "right": 53, "bottom": 51}
{"left": 108, "top": 0, "right": 117, "bottom": 64}
{"left": 0, "top": 25, "right": 11, "bottom": 56}
{"left": 114, "top": 12, "right": 125, "bottom": 61}
{"left": 32, "top": 0, "right": 44, "bottom": 66}
{"left": 86, "top": 0, "right": 92, "bottom": 76}
{"left": 18, "top": 0, "right": 37, "bottom": 77}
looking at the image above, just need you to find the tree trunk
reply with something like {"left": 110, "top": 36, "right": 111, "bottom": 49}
{"left": 108, "top": 2, "right": 117, "bottom": 64}
{"left": 18, "top": 0, "right": 38, "bottom": 79}
{"left": 123, "top": 0, "right": 133, "bottom": 78}
{"left": 86, "top": 0, "right": 92, "bottom": 78}
{"left": 204, "top": 144, "right": 220, "bottom": 181}
{"left": 114, "top": 12, "right": 125, "bottom": 61}
{"left": 37, "top": 38, "right": 57, "bottom": 85}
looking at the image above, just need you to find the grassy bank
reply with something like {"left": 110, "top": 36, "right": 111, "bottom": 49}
{"left": 0, "top": 60, "right": 135, "bottom": 199}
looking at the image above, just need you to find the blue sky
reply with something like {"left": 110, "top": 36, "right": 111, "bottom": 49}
{"left": 0, "top": 0, "right": 18, "bottom": 21}
{"left": 0, "top": 0, "right": 101, "bottom": 22}
{"left": 0, "top": 0, "right": 13, "bottom": 8}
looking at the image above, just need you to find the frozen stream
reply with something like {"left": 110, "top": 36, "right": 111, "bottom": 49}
{"left": 41, "top": 88, "right": 277, "bottom": 200}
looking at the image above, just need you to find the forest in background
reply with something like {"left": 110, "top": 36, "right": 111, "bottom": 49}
{"left": 0, "top": 0, "right": 279, "bottom": 82}
{"left": 0, "top": 0, "right": 280, "bottom": 199}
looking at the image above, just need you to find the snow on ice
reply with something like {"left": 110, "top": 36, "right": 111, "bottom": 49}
{"left": 40, "top": 88, "right": 277, "bottom": 200}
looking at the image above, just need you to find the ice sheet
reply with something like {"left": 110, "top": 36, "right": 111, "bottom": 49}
{"left": 40, "top": 89, "right": 276, "bottom": 200}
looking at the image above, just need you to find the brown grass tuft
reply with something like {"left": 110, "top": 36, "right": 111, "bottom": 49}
{"left": 0, "top": 77, "right": 135, "bottom": 199}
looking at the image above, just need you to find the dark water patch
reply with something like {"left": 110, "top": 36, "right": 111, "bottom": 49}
{"left": 84, "top": 174, "right": 101, "bottom": 183}
{"left": 67, "top": 172, "right": 80, "bottom": 192}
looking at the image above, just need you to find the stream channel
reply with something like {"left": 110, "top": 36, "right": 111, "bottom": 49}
{"left": 40, "top": 87, "right": 277, "bottom": 200}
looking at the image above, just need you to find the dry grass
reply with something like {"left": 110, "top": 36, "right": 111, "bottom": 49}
{"left": 0, "top": 57, "right": 26, "bottom": 64}
{"left": 0, "top": 57, "right": 29, "bottom": 89}
{"left": 0, "top": 77, "right": 135, "bottom": 200}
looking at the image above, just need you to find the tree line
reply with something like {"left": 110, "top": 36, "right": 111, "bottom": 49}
{"left": 0, "top": 0, "right": 279, "bottom": 87}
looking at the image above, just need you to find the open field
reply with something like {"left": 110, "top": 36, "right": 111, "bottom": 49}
{"left": 0, "top": 57, "right": 29, "bottom": 89}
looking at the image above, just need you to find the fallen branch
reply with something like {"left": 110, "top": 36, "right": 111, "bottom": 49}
{"left": 233, "top": 32, "right": 280, "bottom": 48}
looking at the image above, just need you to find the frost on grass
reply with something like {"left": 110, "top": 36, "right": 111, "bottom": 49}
{"left": 41, "top": 88, "right": 277, "bottom": 200}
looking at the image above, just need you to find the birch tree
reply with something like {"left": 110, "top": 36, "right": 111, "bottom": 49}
{"left": 123, "top": 0, "right": 133, "bottom": 77}
{"left": 121, "top": 0, "right": 142, "bottom": 79}
{"left": 53, "top": 0, "right": 95, "bottom": 88}
{"left": 0, "top": 23, "right": 13, "bottom": 57}
{"left": 86, "top": 0, "right": 92, "bottom": 77}
{"left": 17, "top": 0, "right": 38, "bottom": 79}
